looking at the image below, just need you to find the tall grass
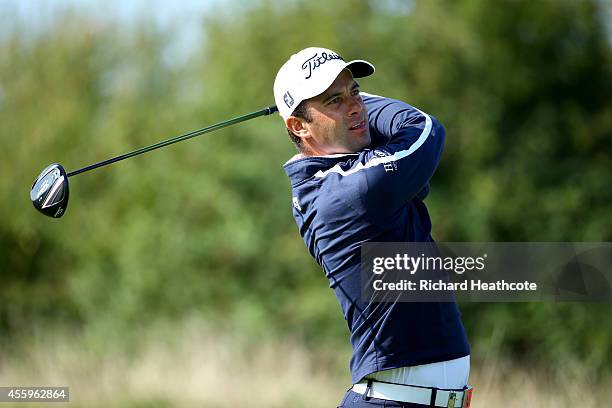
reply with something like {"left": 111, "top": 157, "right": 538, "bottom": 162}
{"left": 1, "top": 319, "right": 610, "bottom": 407}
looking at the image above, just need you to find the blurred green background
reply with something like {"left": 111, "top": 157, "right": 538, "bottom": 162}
{"left": 1, "top": 0, "right": 611, "bottom": 406}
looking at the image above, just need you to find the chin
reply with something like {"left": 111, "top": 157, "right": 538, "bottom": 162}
{"left": 356, "top": 134, "right": 372, "bottom": 151}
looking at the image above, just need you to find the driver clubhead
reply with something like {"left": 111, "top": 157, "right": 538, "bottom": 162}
{"left": 31, "top": 163, "right": 69, "bottom": 218}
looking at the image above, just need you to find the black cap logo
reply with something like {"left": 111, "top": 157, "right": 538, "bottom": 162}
{"left": 301, "top": 52, "right": 343, "bottom": 79}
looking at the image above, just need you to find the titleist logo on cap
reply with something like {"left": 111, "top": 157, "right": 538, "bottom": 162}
{"left": 301, "top": 52, "right": 344, "bottom": 79}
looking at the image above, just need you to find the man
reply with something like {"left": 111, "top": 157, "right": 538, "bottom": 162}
{"left": 274, "top": 47, "right": 472, "bottom": 407}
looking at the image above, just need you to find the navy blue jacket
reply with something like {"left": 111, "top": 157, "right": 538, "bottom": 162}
{"left": 283, "top": 93, "right": 470, "bottom": 383}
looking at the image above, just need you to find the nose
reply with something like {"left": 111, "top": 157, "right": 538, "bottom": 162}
{"left": 347, "top": 94, "right": 363, "bottom": 117}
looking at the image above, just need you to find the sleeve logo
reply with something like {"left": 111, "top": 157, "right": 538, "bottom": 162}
{"left": 292, "top": 197, "right": 302, "bottom": 211}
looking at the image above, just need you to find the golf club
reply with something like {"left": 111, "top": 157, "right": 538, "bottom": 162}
{"left": 31, "top": 105, "right": 278, "bottom": 218}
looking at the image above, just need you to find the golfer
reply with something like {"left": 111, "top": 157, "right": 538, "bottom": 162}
{"left": 274, "top": 47, "right": 472, "bottom": 407}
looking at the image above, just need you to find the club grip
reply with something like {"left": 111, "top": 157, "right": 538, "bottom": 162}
{"left": 265, "top": 106, "right": 279, "bottom": 115}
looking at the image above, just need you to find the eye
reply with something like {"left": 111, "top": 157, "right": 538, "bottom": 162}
{"left": 351, "top": 88, "right": 360, "bottom": 96}
{"left": 327, "top": 96, "right": 341, "bottom": 105}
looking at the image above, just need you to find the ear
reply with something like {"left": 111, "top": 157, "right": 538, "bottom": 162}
{"left": 286, "top": 116, "right": 310, "bottom": 139}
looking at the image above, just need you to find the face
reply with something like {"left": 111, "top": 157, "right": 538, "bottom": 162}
{"left": 288, "top": 69, "right": 370, "bottom": 155}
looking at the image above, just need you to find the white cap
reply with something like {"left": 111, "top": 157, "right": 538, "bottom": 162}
{"left": 273, "top": 47, "right": 375, "bottom": 120}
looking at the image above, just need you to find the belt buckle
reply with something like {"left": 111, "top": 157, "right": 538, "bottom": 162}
{"left": 462, "top": 386, "right": 474, "bottom": 408}
{"left": 447, "top": 392, "right": 456, "bottom": 408}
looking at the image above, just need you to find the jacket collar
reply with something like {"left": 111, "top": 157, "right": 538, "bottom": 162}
{"left": 283, "top": 153, "right": 359, "bottom": 186}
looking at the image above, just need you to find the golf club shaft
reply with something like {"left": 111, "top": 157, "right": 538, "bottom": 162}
{"left": 66, "top": 106, "right": 278, "bottom": 178}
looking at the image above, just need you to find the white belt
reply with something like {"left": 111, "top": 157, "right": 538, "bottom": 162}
{"left": 352, "top": 380, "right": 473, "bottom": 407}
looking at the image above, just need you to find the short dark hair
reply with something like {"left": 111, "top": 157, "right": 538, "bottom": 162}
{"left": 287, "top": 100, "right": 312, "bottom": 151}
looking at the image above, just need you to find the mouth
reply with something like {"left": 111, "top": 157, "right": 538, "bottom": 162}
{"left": 349, "top": 120, "right": 366, "bottom": 131}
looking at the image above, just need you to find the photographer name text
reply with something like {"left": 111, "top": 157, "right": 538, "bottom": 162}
{"left": 373, "top": 279, "right": 538, "bottom": 292}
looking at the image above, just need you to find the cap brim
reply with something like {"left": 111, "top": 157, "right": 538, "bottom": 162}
{"left": 345, "top": 59, "right": 375, "bottom": 78}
